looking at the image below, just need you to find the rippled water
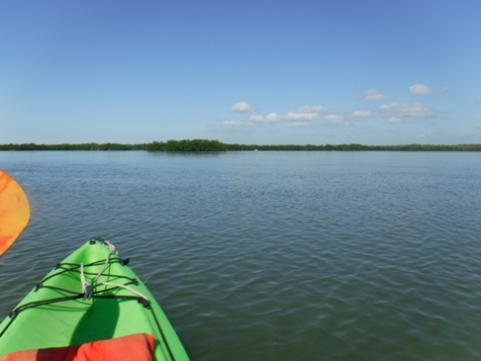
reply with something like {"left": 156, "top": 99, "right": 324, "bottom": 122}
{"left": 1, "top": 151, "right": 481, "bottom": 360}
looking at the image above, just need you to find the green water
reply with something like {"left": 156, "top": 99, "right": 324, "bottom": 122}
{"left": 1, "top": 151, "right": 480, "bottom": 360}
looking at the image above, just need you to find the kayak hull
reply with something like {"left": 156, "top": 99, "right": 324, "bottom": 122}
{"left": 0, "top": 238, "right": 190, "bottom": 361}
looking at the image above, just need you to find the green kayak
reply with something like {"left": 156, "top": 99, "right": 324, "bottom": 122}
{"left": 0, "top": 238, "right": 190, "bottom": 361}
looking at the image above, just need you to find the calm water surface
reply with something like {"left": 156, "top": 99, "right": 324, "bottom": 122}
{"left": 1, "top": 151, "right": 480, "bottom": 361}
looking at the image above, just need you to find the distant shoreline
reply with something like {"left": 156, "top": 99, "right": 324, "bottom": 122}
{"left": 1, "top": 140, "right": 481, "bottom": 152}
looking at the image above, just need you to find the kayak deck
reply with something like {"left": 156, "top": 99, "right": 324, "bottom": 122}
{"left": 0, "top": 238, "right": 190, "bottom": 361}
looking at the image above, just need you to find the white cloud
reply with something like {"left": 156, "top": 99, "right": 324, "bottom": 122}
{"left": 286, "top": 104, "right": 327, "bottom": 122}
{"left": 388, "top": 116, "right": 403, "bottom": 123}
{"left": 409, "top": 83, "right": 448, "bottom": 95}
{"left": 352, "top": 110, "right": 372, "bottom": 118}
{"left": 364, "top": 89, "right": 386, "bottom": 101}
{"left": 288, "top": 121, "right": 310, "bottom": 127}
{"left": 298, "top": 105, "right": 328, "bottom": 113}
{"left": 325, "top": 113, "right": 344, "bottom": 123}
{"left": 231, "top": 101, "right": 253, "bottom": 112}
{"left": 226, "top": 103, "right": 331, "bottom": 128}
{"left": 287, "top": 111, "right": 319, "bottom": 121}
{"left": 266, "top": 112, "right": 280, "bottom": 122}
{"left": 223, "top": 120, "right": 243, "bottom": 127}
{"left": 238, "top": 104, "right": 351, "bottom": 127}
{"left": 379, "top": 102, "right": 433, "bottom": 122}
{"left": 248, "top": 115, "right": 264, "bottom": 123}
{"left": 248, "top": 113, "right": 280, "bottom": 123}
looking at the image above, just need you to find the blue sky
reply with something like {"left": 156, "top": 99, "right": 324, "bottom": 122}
{"left": 1, "top": 0, "right": 480, "bottom": 145}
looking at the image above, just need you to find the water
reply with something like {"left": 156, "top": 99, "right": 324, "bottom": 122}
{"left": 1, "top": 151, "right": 480, "bottom": 360}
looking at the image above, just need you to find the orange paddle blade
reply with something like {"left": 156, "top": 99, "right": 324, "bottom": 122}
{"left": 0, "top": 170, "right": 30, "bottom": 256}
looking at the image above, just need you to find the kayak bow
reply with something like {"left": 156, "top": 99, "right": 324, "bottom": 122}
{"left": 0, "top": 238, "right": 190, "bottom": 361}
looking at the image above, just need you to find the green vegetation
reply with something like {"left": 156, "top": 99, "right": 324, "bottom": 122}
{"left": 147, "top": 139, "right": 227, "bottom": 152}
{"left": 225, "top": 143, "right": 481, "bottom": 151}
{"left": 1, "top": 140, "right": 481, "bottom": 152}
{"left": 0, "top": 143, "right": 147, "bottom": 151}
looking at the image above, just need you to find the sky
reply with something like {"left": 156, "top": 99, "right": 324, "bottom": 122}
{"left": 1, "top": 0, "right": 480, "bottom": 145}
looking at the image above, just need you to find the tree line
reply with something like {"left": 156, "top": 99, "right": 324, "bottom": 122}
{"left": 0, "top": 143, "right": 147, "bottom": 151}
{"left": 1, "top": 140, "right": 481, "bottom": 152}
